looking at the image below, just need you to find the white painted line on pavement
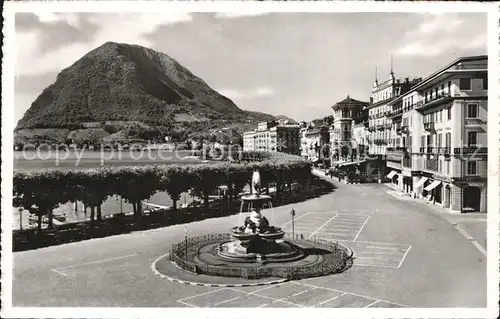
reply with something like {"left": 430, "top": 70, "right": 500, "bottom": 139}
{"left": 353, "top": 215, "right": 371, "bottom": 242}
{"left": 291, "top": 289, "right": 309, "bottom": 297}
{"left": 316, "top": 293, "right": 345, "bottom": 306}
{"left": 51, "top": 268, "right": 68, "bottom": 277}
{"left": 365, "top": 300, "right": 381, "bottom": 308}
{"left": 213, "top": 296, "right": 242, "bottom": 306}
{"left": 178, "top": 288, "right": 226, "bottom": 302}
{"left": 397, "top": 245, "right": 412, "bottom": 268}
{"left": 52, "top": 253, "right": 139, "bottom": 276}
{"left": 309, "top": 214, "right": 339, "bottom": 238}
{"left": 453, "top": 224, "right": 487, "bottom": 256}
{"left": 177, "top": 300, "right": 197, "bottom": 308}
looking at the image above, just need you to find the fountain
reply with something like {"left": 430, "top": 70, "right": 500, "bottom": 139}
{"left": 221, "top": 169, "right": 296, "bottom": 260}
{"left": 156, "top": 169, "right": 353, "bottom": 282}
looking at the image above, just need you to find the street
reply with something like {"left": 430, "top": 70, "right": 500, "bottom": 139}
{"left": 12, "top": 177, "right": 486, "bottom": 308}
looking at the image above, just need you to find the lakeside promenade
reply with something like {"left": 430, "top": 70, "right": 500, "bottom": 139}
{"left": 12, "top": 174, "right": 486, "bottom": 308}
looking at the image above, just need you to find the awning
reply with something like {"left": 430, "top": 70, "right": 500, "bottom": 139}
{"left": 424, "top": 180, "right": 442, "bottom": 191}
{"left": 387, "top": 171, "right": 398, "bottom": 179}
{"left": 414, "top": 177, "right": 428, "bottom": 188}
{"left": 338, "top": 160, "right": 366, "bottom": 168}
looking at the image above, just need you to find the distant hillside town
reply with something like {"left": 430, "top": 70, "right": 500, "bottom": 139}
{"left": 243, "top": 55, "right": 488, "bottom": 214}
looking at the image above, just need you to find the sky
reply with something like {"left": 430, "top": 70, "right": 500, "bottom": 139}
{"left": 14, "top": 12, "right": 487, "bottom": 123}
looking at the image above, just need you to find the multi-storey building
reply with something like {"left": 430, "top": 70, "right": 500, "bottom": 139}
{"left": 305, "top": 126, "right": 330, "bottom": 164}
{"left": 300, "top": 126, "right": 310, "bottom": 158}
{"left": 386, "top": 55, "right": 487, "bottom": 213}
{"left": 243, "top": 131, "right": 256, "bottom": 151}
{"left": 243, "top": 120, "right": 301, "bottom": 155}
{"left": 330, "top": 96, "right": 368, "bottom": 163}
{"left": 366, "top": 67, "right": 421, "bottom": 178}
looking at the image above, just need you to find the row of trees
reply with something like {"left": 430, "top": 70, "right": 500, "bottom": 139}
{"left": 13, "top": 152, "right": 312, "bottom": 231}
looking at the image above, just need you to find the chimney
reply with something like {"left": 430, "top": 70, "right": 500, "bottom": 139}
{"left": 405, "top": 77, "right": 409, "bottom": 83}
{"left": 370, "top": 97, "right": 373, "bottom": 104}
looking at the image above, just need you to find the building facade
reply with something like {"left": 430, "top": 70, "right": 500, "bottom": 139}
{"left": 243, "top": 120, "right": 301, "bottom": 155}
{"left": 330, "top": 96, "right": 368, "bottom": 163}
{"left": 385, "top": 55, "right": 487, "bottom": 213}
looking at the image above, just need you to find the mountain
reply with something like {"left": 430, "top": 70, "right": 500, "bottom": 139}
{"left": 16, "top": 41, "right": 288, "bottom": 143}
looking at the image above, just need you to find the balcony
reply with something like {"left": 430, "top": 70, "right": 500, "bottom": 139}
{"left": 396, "top": 127, "right": 402, "bottom": 135}
{"left": 454, "top": 146, "right": 487, "bottom": 155}
{"left": 376, "top": 124, "right": 384, "bottom": 131}
{"left": 423, "top": 122, "right": 435, "bottom": 131}
{"left": 425, "top": 159, "right": 439, "bottom": 172}
{"left": 400, "top": 125, "right": 409, "bottom": 134}
{"left": 384, "top": 123, "right": 392, "bottom": 130}
{"left": 387, "top": 108, "right": 403, "bottom": 119}
{"left": 416, "top": 93, "right": 453, "bottom": 112}
{"left": 437, "top": 147, "right": 452, "bottom": 155}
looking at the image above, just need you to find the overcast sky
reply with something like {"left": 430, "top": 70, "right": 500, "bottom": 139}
{"left": 15, "top": 12, "right": 486, "bottom": 123}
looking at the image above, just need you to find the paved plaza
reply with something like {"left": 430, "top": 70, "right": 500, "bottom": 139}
{"left": 12, "top": 176, "right": 487, "bottom": 308}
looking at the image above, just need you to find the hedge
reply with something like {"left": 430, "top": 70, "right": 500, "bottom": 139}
{"left": 13, "top": 151, "right": 312, "bottom": 231}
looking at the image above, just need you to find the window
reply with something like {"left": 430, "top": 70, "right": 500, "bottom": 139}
{"left": 483, "top": 76, "right": 488, "bottom": 90}
{"left": 439, "top": 110, "right": 443, "bottom": 122}
{"left": 468, "top": 131, "right": 477, "bottom": 146}
{"left": 435, "top": 87, "right": 438, "bottom": 98}
{"left": 467, "top": 103, "right": 478, "bottom": 118}
{"left": 447, "top": 106, "right": 452, "bottom": 120}
{"left": 467, "top": 161, "right": 477, "bottom": 175}
{"left": 438, "top": 160, "right": 441, "bottom": 173}
{"left": 438, "top": 134, "right": 442, "bottom": 148}
{"left": 421, "top": 136, "right": 425, "bottom": 148}
{"left": 441, "top": 84, "right": 444, "bottom": 94}
{"left": 459, "top": 78, "right": 471, "bottom": 90}
{"left": 448, "top": 81, "right": 451, "bottom": 94}
{"left": 446, "top": 133, "right": 451, "bottom": 148}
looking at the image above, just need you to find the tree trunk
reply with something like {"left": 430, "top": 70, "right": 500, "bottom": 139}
{"left": 90, "top": 206, "right": 95, "bottom": 227}
{"left": 37, "top": 213, "right": 42, "bottom": 232}
{"left": 47, "top": 208, "right": 54, "bottom": 229}
{"left": 96, "top": 205, "right": 102, "bottom": 221}
{"left": 203, "top": 193, "right": 209, "bottom": 212}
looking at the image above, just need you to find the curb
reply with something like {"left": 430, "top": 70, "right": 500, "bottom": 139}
{"left": 151, "top": 253, "right": 289, "bottom": 287}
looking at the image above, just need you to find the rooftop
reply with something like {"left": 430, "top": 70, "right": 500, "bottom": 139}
{"left": 332, "top": 95, "right": 369, "bottom": 110}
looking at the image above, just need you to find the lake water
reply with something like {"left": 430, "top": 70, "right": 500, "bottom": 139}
{"left": 12, "top": 150, "right": 211, "bottom": 229}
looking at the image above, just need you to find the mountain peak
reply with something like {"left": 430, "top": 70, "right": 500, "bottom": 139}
{"left": 16, "top": 42, "right": 280, "bottom": 138}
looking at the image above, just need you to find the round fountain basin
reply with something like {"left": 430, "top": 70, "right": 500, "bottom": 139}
{"left": 259, "top": 231, "right": 285, "bottom": 241}
{"left": 230, "top": 227, "right": 259, "bottom": 244}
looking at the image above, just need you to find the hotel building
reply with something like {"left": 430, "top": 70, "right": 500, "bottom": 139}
{"left": 243, "top": 120, "right": 301, "bottom": 155}
{"left": 385, "top": 55, "right": 487, "bottom": 213}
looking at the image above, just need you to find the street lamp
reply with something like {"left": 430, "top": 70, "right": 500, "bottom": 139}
{"left": 184, "top": 226, "right": 188, "bottom": 262}
{"left": 19, "top": 207, "right": 23, "bottom": 230}
{"left": 290, "top": 209, "right": 296, "bottom": 239}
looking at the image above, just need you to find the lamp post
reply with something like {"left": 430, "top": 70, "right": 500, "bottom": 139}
{"left": 290, "top": 209, "right": 295, "bottom": 239}
{"left": 19, "top": 207, "right": 23, "bottom": 230}
{"left": 184, "top": 226, "right": 188, "bottom": 262}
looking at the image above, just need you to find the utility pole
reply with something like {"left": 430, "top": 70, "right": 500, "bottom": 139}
{"left": 290, "top": 209, "right": 296, "bottom": 239}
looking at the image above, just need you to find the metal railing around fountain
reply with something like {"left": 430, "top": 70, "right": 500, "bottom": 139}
{"left": 169, "top": 232, "right": 353, "bottom": 280}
